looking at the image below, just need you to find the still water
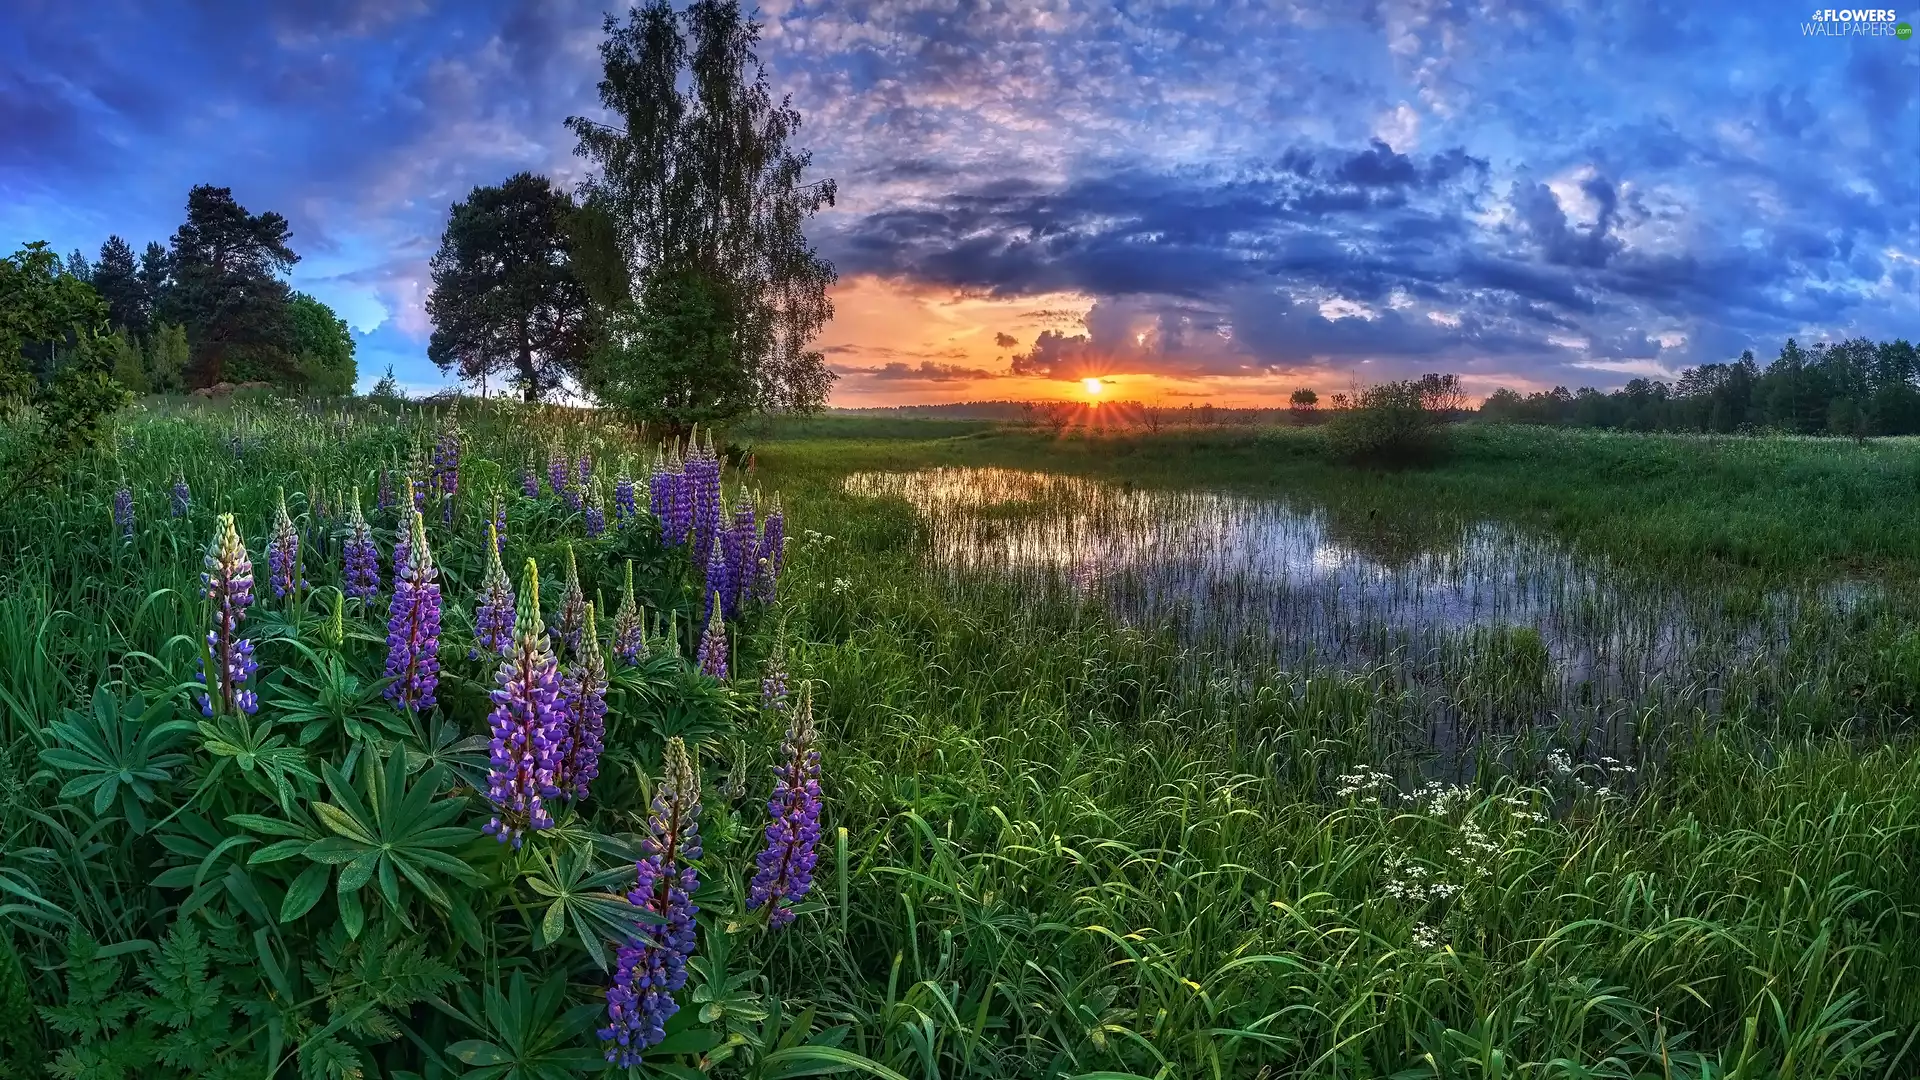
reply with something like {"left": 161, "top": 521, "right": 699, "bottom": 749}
{"left": 846, "top": 467, "right": 1865, "bottom": 754}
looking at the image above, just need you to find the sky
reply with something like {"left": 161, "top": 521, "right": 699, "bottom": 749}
{"left": 2, "top": 0, "right": 1916, "bottom": 407}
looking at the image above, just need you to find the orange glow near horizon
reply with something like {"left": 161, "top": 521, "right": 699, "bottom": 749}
{"left": 816, "top": 274, "right": 1564, "bottom": 409}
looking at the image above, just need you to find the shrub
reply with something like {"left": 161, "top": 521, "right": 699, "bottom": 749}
{"left": 1325, "top": 376, "right": 1459, "bottom": 465}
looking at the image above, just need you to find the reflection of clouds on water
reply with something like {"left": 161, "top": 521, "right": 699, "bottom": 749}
{"left": 845, "top": 466, "right": 1613, "bottom": 653}
{"left": 844, "top": 468, "right": 1870, "bottom": 747}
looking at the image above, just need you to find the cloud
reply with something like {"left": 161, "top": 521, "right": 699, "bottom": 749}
{"left": 857, "top": 361, "right": 1004, "bottom": 382}
{"left": 4, "top": 0, "right": 1914, "bottom": 404}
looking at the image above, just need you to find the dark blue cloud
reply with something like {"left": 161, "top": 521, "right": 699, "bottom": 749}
{"left": 2, "top": 0, "right": 1914, "bottom": 393}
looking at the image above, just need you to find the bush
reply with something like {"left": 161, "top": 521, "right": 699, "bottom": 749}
{"left": 1325, "top": 377, "right": 1457, "bottom": 465}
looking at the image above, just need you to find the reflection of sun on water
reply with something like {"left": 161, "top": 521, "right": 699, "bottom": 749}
{"left": 1082, "top": 377, "right": 1104, "bottom": 397}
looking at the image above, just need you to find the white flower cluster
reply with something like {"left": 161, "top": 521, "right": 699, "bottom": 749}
{"left": 1410, "top": 922, "right": 1445, "bottom": 950}
{"left": 802, "top": 528, "right": 837, "bottom": 546}
{"left": 1544, "top": 748, "right": 1639, "bottom": 801}
{"left": 1381, "top": 852, "right": 1463, "bottom": 902}
{"left": 1408, "top": 780, "right": 1471, "bottom": 817}
{"left": 1335, "top": 767, "right": 1395, "bottom": 800}
{"left": 831, "top": 577, "right": 853, "bottom": 595}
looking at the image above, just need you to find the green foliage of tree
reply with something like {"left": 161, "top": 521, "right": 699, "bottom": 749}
{"left": 1481, "top": 337, "right": 1920, "bottom": 438}
{"left": 108, "top": 326, "right": 148, "bottom": 394}
{"left": 92, "top": 235, "right": 152, "bottom": 335}
{"left": 160, "top": 185, "right": 301, "bottom": 387}
{"left": 288, "top": 293, "right": 357, "bottom": 397}
{"left": 369, "top": 364, "right": 403, "bottom": 401}
{"left": 425, "top": 173, "right": 590, "bottom": 401}
{"left": 566, "top": 0, "right": 837, "bottom": 432}
{"left": 0, "top": 241, "right": 111, "bottom": 397}
{"left": 145, "top": 323, "right": 191, "bottom": 394}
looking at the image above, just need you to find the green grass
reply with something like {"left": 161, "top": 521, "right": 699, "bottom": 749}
{"left": 750, "top": 418, "right": 1920, "bottom": 582}
{"left": 3, "top": 403, "right": 1920, "bottom": 1077}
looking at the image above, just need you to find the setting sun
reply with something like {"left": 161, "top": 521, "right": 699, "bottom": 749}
{"left": 1082, "top": 377, "right": 1104, "bottom": 396}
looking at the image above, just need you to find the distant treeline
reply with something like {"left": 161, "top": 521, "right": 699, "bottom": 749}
{"left": 1481, "top": 337, "right": 1920, "bottom": 436}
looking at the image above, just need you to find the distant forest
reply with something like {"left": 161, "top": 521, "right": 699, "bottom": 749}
{"left": 1481, "top": 337, "right": 1920, "bottom": 436}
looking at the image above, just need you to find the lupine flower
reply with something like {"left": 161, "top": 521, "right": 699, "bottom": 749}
{"left": 267, "top": 488, "right": 302, "bottom": 601}
{"left": 342, "top": 488, "right": 382, "bottom": 602}
{"left": 600, "top": 737, "right": 702, "bottom": 1064}
{"left": 722, "top": 492, "right": 755, "bottom": 617}
{"left": 377, "top": 467, "right": 395, "bottom": 513}
{"left": 556, "top": 541, "right": 583, "bottom": 653}
{"left": 648, "top": 444, "right": 682, "bottom": 544}
{"left": 406, "top": 442, "right": 429, "bottom": 513}
{"left": 584, "top": 484, "right": 606, "bottom": 538}
{"left": 548, "top": 443, "right": 569, "bottom": 497}
{"left": 490, "top": 491, "right": 508, "bottom": 553}
{"left": 613, "top": 465, "right": 637, "bottom": 528}
{"left": 760, "top": 637, "right": 789, "bottom": 712}
{"left": 170, "top": 472, "right": 191, "bottom": 518}
{"left": 196, "top": 514, "right": 258, "bottom": 717}
{"left": 611, "top": 561, "right": 645, "bottom": 665}
{"left": 689, "top": 430, "right": 722, "bottom": 568}
{"left": 749, "top": 686, "right": 822, "bottom": 928}
{"left": 696, "top": 602, "right": 728, "bottom": 679}
{"left": 484, "top": 558, "right": 565, "bottom": 847}
{"left": 576, "top": 449, "right": 594, "bottom": 490}
{"left": 703, "top": 542, "right": 732, "bottom": 623}
{"left": 394, "top": 479, "right": 417, "bottom": 572}
{"left": 383, "top": 510, "right": 442, "bottom": 712}
{"left": 556, "top": 603, "right": 607, "bottom": 801}
{"left": 431, "top": 420, "right": 461, "bottom": 521}
{"left": 111, "top": 482, "right": 134, "bottom": 540}
{"left": 755, "top": 493, "right": 785, "bottom": 603}
{"left": 471, "top": 523, "right": 515, "bottom": 660}
{"left": 521, "top": 452, "right": 542, "bottom": 499}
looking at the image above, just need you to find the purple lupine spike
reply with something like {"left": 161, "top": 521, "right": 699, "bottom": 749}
{"left": 611, "top": 561, "right": 645, "bottom": 665}
{"left": 376, "top": 467, "right": 395, "bottom": 514}
{"left": 267, "top": 488, "right": 302, "bottom": 602}
{"left": 749, "top": 686, "right": 822, "bottom": 928}
{"left": 696, "top": 602, "right": 728, "bottom": 679}
{"left": 111, "top": 483, "right": 134, "bottom": 540}
{"left": 755, "top": 492, "right": 786, "bottom": 604}
{"left": 522, "top": 452, "right": 542, "bottom": 500}
{"left": 383, "top": 510, "right": 442, "bottom": 712}
{"left": 648, "top": 444, "right": 677, "bottom": 543}
{"left": 431, "top": 421, "right": 461, "bottom": 523}
{"left": 548, "top": 443, "right": 569, "bottom": 497}
{"left": 195, "top": 514, "right": 258, "bottom": 717}
{"left": 556, "top": 603, "right": 607, "bottom": 801}
{"left": 170, "top": 471, "right": 190, "bottom": 518}
{"left": 600, "top": 737, "right": 701, "bottom": 1064}
{"left": 407, "top": 442, "right": 429, "bottom": 513}
{"left": 703, "top": 538, "right": 733, "bottom": 623}
{"left": 342, "top": 487, "right": 381, "bottom": 601}
{"left": 614, "top": 468, "right": 637, "bottom": 528}
{"left": 484, "top": 557, "right": 565, "bottom": 848}
{"left": 471, "top": 522, "right": 515, "bottom": 660}
{"left": 723, "top": 492, "right": 755, "bottom": 617}
{"left": 553, "top": 543, "right": 586, "bottom": 656}
{"left": 584, "top": 484, "right": 606, "bottom": 539}
{"left": 576, "top": 449, "right": 594, "bottom": 490}
{"left": 689, "top": 429, "right": 722, "bottom": 568}
{"left": 490, "top": 491, "right": 508, "bottom": 554}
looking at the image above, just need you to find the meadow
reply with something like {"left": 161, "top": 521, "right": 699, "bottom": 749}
{"left": 5, "top": 401, "right": 1920, "bottom": 1078}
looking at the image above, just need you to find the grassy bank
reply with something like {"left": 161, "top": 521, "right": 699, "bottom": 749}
{"left": 1, "top": 402, "right": 1918, "bottom": 1077}
{"left": 752, "top": 417, "right": 1920, "bottom": 582}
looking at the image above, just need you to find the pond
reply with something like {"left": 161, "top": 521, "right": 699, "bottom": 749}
{"left": 845, "top": 467, "right": 1866, "bottom": 758}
